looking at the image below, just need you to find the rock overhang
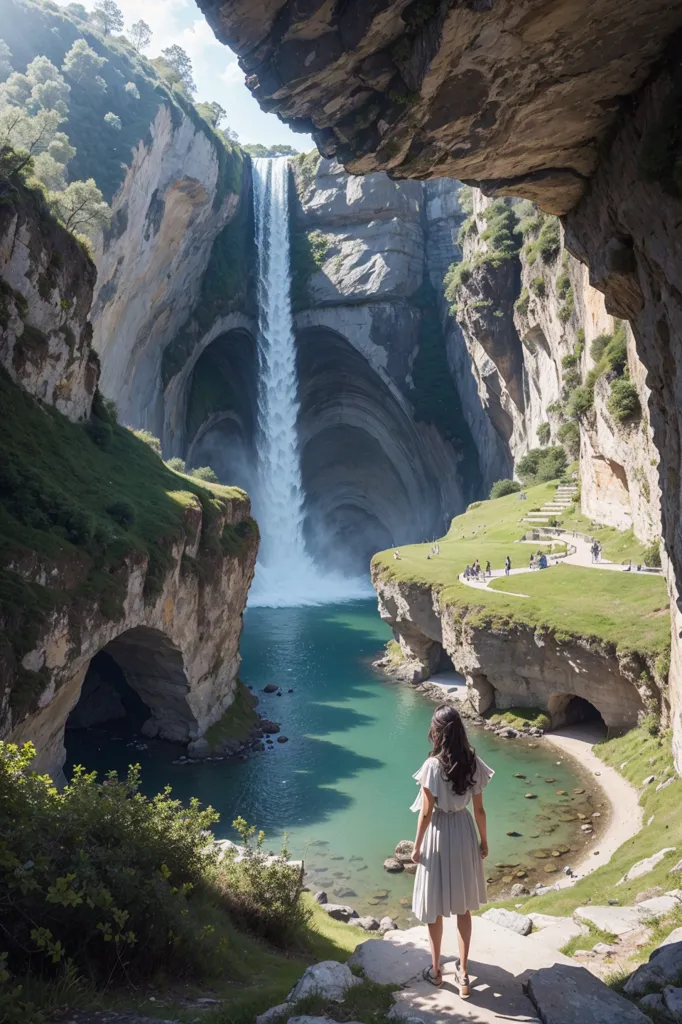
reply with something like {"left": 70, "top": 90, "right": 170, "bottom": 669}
{"left": 195, "top": 0, "right": 682, "bottom": 215}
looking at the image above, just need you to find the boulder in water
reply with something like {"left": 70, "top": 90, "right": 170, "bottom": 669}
{"left": 260, "top": 720, "right": 280, "bottom": 734}
{"left": 320, "top": 903, "right": 358, "bottom": 922}
{"left": 263, "top": 684, "right": 279, "bottom": 693}
{"left": 394, "top": 839, "right": 415, "bottom": 863}
{"left": 383, "top": 857, "right": 404, "bottom": 873}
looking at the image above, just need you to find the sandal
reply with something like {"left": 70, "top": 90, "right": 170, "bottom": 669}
{"left": 422, "top": 966, "right": 443, "bottom": 987}
{"left": 457, "top": 967, "right": 471, "bottom": 999}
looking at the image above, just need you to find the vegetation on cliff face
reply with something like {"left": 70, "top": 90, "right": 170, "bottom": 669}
{"left": 0, "top": 367, "right": 253, "bottom": 718}
{"left": 372, "top": 481, "right": 669, "bottom": 661}
{"left": 443, "top": 197, "right": 522, "bottom": 312}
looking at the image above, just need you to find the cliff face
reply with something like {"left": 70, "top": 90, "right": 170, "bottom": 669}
{"left": 373, "top": 571, "right": 658, "bottom": 734}
{"left": 289, "top": 156, "right": 482, "bottom": 563}
{"left": 91, "top": 104, "right": 246, "bottom": 435}
{"left": 0, "top": 178, "right": 97, "bottom": 422}
{"left": 0, "top": 171, "right": 258, "bottom": 784}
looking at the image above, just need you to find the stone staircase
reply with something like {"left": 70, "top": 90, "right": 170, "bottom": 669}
{"left": 521, "top": 483, "right": 577, "bottom": 526}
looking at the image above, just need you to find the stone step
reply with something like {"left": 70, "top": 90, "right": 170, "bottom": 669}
{"left": 350, "top": 916, "right": 573, "bottom": 1023}
{"left": 527, "top": 963, "right": 651, "bottom": 1023}
{"left": 529, "top": 912, "right": 589, "bottom": 950}
{"left": 574, "top": 894, "right": 681, "bottom": 936}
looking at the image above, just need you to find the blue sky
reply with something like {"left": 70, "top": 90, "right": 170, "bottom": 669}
{"left": 54, "top": 0, "right": 314, "bottom": 150}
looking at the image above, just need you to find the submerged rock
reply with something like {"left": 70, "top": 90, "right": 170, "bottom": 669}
{"left": 383, "top": 857, "right": 404, "bottom": 873}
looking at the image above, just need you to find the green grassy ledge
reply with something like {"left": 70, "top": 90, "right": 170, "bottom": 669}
{"left": 372, "top": 481, "right": 670, "bottom": 663}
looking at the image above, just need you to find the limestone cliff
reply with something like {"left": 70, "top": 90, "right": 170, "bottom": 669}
{"left": 0, "top": 169, "right": 258, "bottom": 784}
{"left": 372, "top": 570, "right": 663, "bottom": 735}
{"left": 290, "top": 155, "right": 479, "bottom": 556}
{"left": 0, "top": 175, "right": 97, "bottom": 422}
{"left": 91, "top": 104, "right": 247, "bottom": 436}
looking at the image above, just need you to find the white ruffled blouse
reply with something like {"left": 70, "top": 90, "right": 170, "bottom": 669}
{"left": 410, "top": 754, "right": 494, "bottom": 813}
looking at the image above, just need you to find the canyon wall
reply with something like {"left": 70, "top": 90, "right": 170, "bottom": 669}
{"left": 91, "top": 104, "right": 247, "bottom": 435}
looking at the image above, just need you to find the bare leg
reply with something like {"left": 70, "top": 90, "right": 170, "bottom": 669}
{"left": 457, "top": 911, "right": 472, "bottom": 974}
{"left": 427, "top": 916, "right": 443, "bottom": 978}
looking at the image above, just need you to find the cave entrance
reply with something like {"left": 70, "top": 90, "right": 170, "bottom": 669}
{"left": 548, "top": 693, "right": 607, "bottom": 735}
{"left": 66, "top": 626, "right": 198, "bottom": 753}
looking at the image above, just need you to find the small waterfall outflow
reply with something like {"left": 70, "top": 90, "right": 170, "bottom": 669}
{"left": 248, "top": 157, "right": 369, "bottom": 607}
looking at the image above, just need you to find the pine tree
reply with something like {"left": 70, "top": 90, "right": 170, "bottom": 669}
{"left": 130, "top": 20, "right": 152, "bottom": 53}
{"left": 91, "top": 0, "right": 124, "bottom": 36}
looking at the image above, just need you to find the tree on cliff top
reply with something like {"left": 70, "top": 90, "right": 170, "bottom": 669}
{"left": 161, "top": 44, "right": 196, "bottom": 97}
{"left": 91, "top": 0, "right": 124, "bottom": 36}
{"left": 130, "top": 19, "right": 152, "bottom": 53}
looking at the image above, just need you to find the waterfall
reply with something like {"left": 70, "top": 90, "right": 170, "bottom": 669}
{"left": 248, "top": 157, "right": 369, "bottom": 607}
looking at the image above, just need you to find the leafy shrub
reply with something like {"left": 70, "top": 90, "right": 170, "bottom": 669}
{"left": 129, "top": 428, "right": 162, "bottom": 456}
{"left": 516, "top": 446, "right": 568, "bottom": 483}
{"left": 567, "top": 384, "right": 593, "bottom": 418}
{"left": 191, "top": 465, "right": 218, "bottom": 483}
{"left": 607, "top": 378, "right": 641, "bottom": 422}
{"left": 557, "top": 420, "right": 580, "bottom": 459}
{"left": 590, "top": 332, "right": 610, "bottom": 363}
{"left": 489, "top": 478, "right": 521, "bottom": 499}
{"left": 0, "top": 743, "right": 225, "bottom": 984}
{"left": 105, "top": 499, "right": 135, "bottom": 527}
{"left": 85, "top": 415, "right": 112, "bottom": 448}
{"left": 639, "top": 711, "right": 661, "bottom": 736}
{"left": 643, "top": 540, "right": 662, "bottom": 568}
{"left": 603, "top": 323, "right": 628, "bottom": 375}
{"left": 537, "top": 422, "right": 551, "bottom": 445}
{"left": 537, "top": 217, "right": 561, "bottom": 262}
{"left": 514, "top": 288, "right": 529, "bottom": 316}
{"left": 166, "top": 456, "right": 186, "bottom": 472}
{"left": 656, "top": 651, "right": 671, "bottom": 682}
{"left": 558, "top": 286, "right": 574, "bottom": 323}
{"left": 530, "top": 275, "right": 545, "bottom": 297}
{"left": 556, "top": 271, "right": 571, "bottom": 298}
{"left": 214, "top": 817, "right": 308, "bottom": 946}
{"left": 443, "top": 259, "right": 472, "bottom": 301}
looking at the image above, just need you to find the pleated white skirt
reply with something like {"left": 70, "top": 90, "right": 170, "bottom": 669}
{"left": 412, "top": 807, "right": 487, "bottom": 924}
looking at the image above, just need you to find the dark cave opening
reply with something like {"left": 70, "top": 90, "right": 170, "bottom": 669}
{"left": 548, "top": 693, "right": 607, "bottom": 733}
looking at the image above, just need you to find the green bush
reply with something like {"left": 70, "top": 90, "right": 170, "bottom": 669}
{"left": 514, "top": 288, "right": 529, "bottom": 316}
{"left": 537, "top": 217, "right": 561, "bottom": 262}
{"left": 607, "top": 378, "right": 641, "bottom": 423}
{"left": 557, "top": 420, "right": 580, "bottom": 460}
{"left": 191, "top": 465, "right": 219, "bottom": 483}
{"left": 603, "top": 323, "right": 628, "bottom": 375}
{"left": 129, "top": 428, "right": 162, "bottom": 456}
{"left": 105, "top": 499, "right": 135, "bottom": 527}
{"left": 516, "top": 446, "right": 568, "bottom": 484}
{"left": 530, "top": 275, "right": 545, "bottom": 297}
{"left": 590, "top": 332, "right": 610, "bottom": 363}
{"left": 558, "top": 286, "right": 574, "bottom": 323}
{"left": 643, "top": 541, "right": 662, "bottom": 568}
{"left": 215, "top": 817, "right": 309, "bottom": 946}
{"left": 567, "top": 384, "right": 593, "bottom": 418}
{"left": 0, "top": 742, "right": 223, "bottom": 984}
{"left": 489, "top": 478, "right": 521, "bottom": 499}
{"left": 166, "top": 456, "right": 186, "bottom": 472}
{"left": 556, "top": 271, "right": 571, "bottom": 298}
{"left": 537, "top": 422, "right": 551, "bottom": 445}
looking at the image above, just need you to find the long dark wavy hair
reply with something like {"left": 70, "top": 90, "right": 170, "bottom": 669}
{"left": 428, "top": 704, "right": 477, "bottom": 795}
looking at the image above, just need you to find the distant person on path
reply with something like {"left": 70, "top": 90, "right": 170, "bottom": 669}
{"left": 464, "top": 565, "right": 472, "bottom": 579}
{"left": 539, "top": 553, "right": 548, "bottom": 569}
{"left": 590, "top": 541, "right": 598, "bottom": 563}
{"left": 596, "top": 542, "right": 602, "bottom": 563}
{"left": 505, "top": 555, "right": 511, "bottom": 576}
{"left": 393, "top": 549, "right": 401, "bottom": 560}
{"left": 529, "top": 553, "right": 535, "bottom": 570}
{"left": 624, "top": 560, "right": 632, "bottom": 572}
{"left": 411, "top": 705, "right": 493, "bottom": 997}
{"left": 485, "top": 560, "right": 491, "bottom": 577}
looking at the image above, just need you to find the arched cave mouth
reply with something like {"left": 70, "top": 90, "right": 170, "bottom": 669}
{"left": 548, "top": 694, "right": 607, "bottom": 734}
{"left": 296, "top": 325, "right": 448, "bottom": 573}
{"left": 65, "top": 627, "right": 197, "bottom": 768}
{"left": 184, "top": 328, "right": 258, "bottom": 492}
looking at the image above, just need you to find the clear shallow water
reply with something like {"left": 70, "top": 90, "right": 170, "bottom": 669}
{"left": 67, "top": 600, "right": 598, "bottom": 923}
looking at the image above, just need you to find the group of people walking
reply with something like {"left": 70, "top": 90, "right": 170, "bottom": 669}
{"left": 462, "top": 559, "right": 492, "bottom": 580}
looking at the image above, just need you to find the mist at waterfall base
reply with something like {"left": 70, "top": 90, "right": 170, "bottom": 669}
{"left": 247, "top": 158, "right": 371, "bottom": 608}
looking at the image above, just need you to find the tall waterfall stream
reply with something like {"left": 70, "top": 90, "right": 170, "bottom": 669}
{"left": 249, "top": 157, "right": 369, "bottom": 606}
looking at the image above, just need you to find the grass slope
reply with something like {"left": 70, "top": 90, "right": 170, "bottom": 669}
{"left": 0, "top": 369, "right": 253, "bottom": 712}
{"left": 372, "top": 482, "right": 669, "bottom": 660}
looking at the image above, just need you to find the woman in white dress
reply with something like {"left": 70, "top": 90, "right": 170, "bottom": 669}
{"left": 411, "top": 705, "right": 494, "bottom": 997}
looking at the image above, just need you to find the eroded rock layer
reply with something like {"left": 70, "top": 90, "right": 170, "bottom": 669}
{"left": 196, "top": 0, "right": 682, "bottom": 213}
